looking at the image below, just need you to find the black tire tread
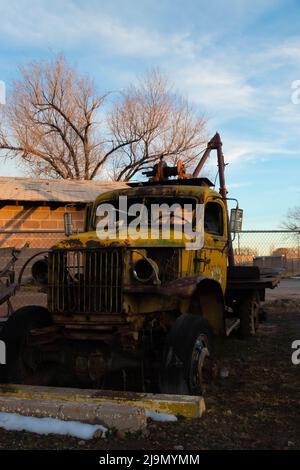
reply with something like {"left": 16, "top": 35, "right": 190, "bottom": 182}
{"left": 0, "top": 305, "right": 52, "bottom": 383}
{"left": 160, "top": 314, "right": 213, "bottom": 395}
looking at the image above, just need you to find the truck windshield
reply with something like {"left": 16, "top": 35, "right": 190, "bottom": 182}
{"left": 94, "top": 196, "right": 198, "bottom": 231}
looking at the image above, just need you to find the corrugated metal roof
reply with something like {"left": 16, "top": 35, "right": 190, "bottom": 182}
{"left": 0, "top": 176, "right": 127, "bottom": 203}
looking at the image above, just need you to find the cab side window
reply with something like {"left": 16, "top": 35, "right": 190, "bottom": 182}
{"left": 204, "top": 202, "right": 224, "bottom": 236}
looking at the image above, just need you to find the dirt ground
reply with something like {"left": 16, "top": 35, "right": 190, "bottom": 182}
{"left": 265, "top": 277, "right": 300, "bottom": 301}
{"left": 0, "top": 283, "right": 299, "bottom": 450}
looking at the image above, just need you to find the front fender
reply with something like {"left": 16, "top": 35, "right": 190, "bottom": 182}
{"left": 123, "top": 275, "right": 211, "bottom": 298}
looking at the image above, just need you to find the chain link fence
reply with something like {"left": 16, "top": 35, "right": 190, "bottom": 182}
{"left": 0, "top": 231, "right": 65, "bottom": 316}
{"left": 0, "top": 229, "right": 299, "bottom": 317}
{"left": 232, "top": 230, "right": 300, "bottom": 276}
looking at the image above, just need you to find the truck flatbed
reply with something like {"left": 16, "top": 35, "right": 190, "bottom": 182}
{"left": 228, "top": 275, "right": 281, "bottom": 290}
{"left": 227, "top": 265, "right": 281, "bottom": 291}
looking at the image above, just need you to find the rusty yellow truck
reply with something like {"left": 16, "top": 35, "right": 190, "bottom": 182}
{"left": 0, "top": 134, "right": 280, "bottom": 394}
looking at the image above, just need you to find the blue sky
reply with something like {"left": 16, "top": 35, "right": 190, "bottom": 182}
{"left": 0, "top": 0, "right": 300, "bottom": 229}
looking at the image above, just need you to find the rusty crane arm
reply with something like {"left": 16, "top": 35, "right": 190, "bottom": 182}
{"left": 193, "top": 133, "right": 234, "bottom": 266}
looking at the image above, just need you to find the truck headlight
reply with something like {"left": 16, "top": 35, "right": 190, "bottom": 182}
{"left": 132, "top": 257, "right": 159, "bottom": 284}
{"left": 31, "top": 258, "right": 48, "bottom": 285}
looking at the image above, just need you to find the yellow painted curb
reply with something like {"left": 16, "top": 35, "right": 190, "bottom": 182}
{"left": 0, "top": 384, "right": 205, "bottom": 418}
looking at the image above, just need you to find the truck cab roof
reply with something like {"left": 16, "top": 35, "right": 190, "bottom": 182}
{"left": 94, "top": 179, "right": 220, "bottom": 207}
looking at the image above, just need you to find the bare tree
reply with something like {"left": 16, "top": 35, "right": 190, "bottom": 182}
{"left": 108, "top": 69, "right": 207, "bottom": 181}
{"left": 283, "top": 207, "right": 300, "bottom": 231}
{"left": 0, "top": 56, "right": 141, "bottom": 180}
{"left": 0, "top": 59, "right": 206, "bottom": 181}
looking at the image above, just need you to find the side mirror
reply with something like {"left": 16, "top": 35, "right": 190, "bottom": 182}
{"left": 230, "top": 208, "right": 243, "bottom": 233}
{"left": 64, "top": 212, "right": 73, "bottom": 236}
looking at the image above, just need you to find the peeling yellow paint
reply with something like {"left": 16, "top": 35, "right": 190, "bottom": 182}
{"left": 0, "top": 384, "right": 205, "bottom": 418}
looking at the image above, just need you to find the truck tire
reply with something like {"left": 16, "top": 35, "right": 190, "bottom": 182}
{"left": 238, "top": 290, "right": 260, "bottom": 338}
{"left": 159, "top": 314, "right": 213, "bottom": 395}
{"left": 0, "top": 306, "right": 52, "bottom": 384}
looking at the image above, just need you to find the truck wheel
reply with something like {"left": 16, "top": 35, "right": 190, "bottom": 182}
{"left": 159, "top": 314, "right": 213, "bottom": 395}
{"left": 0, "top": 306, "right": 52, "bottom": 384}
{"left": 238, "top": 291, "right": 260, "bottom": 338}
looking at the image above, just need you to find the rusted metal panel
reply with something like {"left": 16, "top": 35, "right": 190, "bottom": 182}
{"left": 124, "top": 275, "right": 208, "bottom": 298}
{"left": 128, "top": 177, "right": 214, "bottom": 188}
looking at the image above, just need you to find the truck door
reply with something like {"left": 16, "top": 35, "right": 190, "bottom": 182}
{"left": 195, "top": 199, "right": 228, "bottom": 292}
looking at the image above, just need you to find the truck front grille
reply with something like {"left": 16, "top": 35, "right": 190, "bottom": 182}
{"left": 48, "top": 249, "right": 123, "bottom": 314}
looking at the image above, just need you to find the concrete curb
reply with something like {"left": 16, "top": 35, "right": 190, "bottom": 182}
{"left": 0, "top": 384, "right": 206, "bottom": 418}
{"left": 0, "top": 396, "right": 147, "bottom": 432}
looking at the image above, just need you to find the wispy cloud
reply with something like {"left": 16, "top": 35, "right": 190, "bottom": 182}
{"left": 228, "top": 181, "right": 253, "bottom": 189}
{"left": 0, "top": 1, "right": 197, "bottom": 58}
{"left": 220, "top": 137, "right": 300, "bottom": 166}
{"left": 172, "top": 61, "right": 257, "bottom": 116}
{"left": 287, "top": 186, "right": 300, "bottom": 193}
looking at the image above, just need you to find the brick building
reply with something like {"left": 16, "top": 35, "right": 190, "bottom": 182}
{"left": 0, "top": 176, "right": 126, "bottom": 249}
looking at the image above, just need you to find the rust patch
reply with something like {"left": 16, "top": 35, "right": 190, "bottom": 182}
{"left": 85, "top": 239, "right": 101, "bottom": 249}
{"left": 58, "top": 238, "right": 83, "bottom": 249}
